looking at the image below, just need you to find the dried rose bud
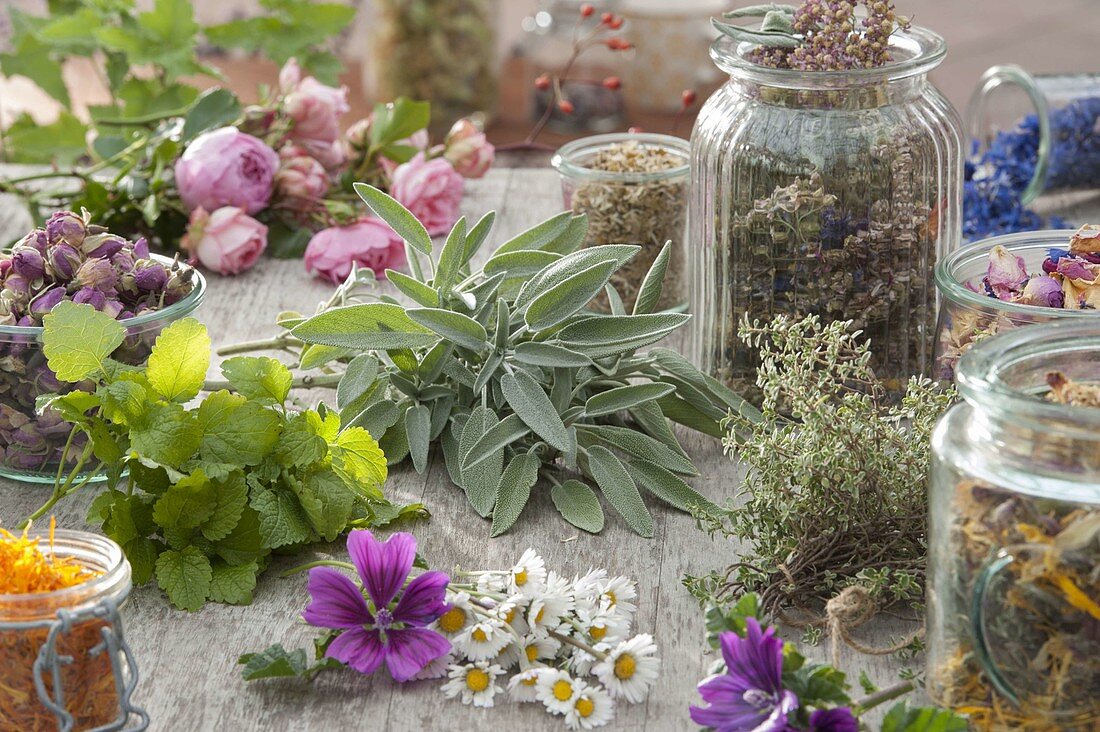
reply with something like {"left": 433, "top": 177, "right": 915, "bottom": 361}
{"left": 3, "top": 273, "right": 31, "bottom": 300}
{"left": 47, "top": 242, "right": 83, "bottom": 281}
{"left": 133, "top": 261, "right": 169, "bottom": 292}
{"left": 29, "top": 286, "right": 66, "bottom": 316}
{"left": 13, "top": 230, "right": 46, "bottom": 256}
{"left": 111, "top": 248, "right": 136, "bottom": 273}
{"left": 10, "top": 245, "right": 45, "bottom": 281}
{"left": 82, "top": 233, "right": 126, "bottom": 259}
{"left": 985, "top": 244, "right": 1028, "bottom": 300}
{"left": 133, "top": 236, "right": 150, "bottom": 259}
{"left": 74, "top": 258, "right": 119, "bottom": 291}
{"left": 45, "top": 211, "right": 86, "bottom": 248}
{"left": 1019, "top": 276, "right": 1065, "bottom": 308}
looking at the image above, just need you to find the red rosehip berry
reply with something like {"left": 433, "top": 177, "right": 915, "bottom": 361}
{"left": 602, "top": 76, "right": 622, "bottom": 90}
{"left": 628, "top": 126, "right": 644, "bottom": 134}
{"left": 557, "top": 99, "right": 575, "bottom": 114}
{"left": 580, "top": 3, "right": 594, "bottom": 17}
{"left": 608, "top": 16, "right": 624, "bottom": 29}
{"left": 600, "top": 12, "right": 613, "bottom": 23}
{"left": 681, "top": 89, "right": 697, "bottom": 107}
{"left": 535, "top": 74, "right": 551, "bottom": 91}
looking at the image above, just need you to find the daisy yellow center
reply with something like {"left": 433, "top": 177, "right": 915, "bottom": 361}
{"left": 471, "top": 627, "right": 488, "bottom": 642}
{"left": 522, "top": 675, "right": 538, "bottom": 687}
{"left": 552, "top": 679, "right": 574, "bottom": 701}
{"left": 535, "top": 607, "right": 545, "bottom": 623}
{"left": 439, "top": 607, "right": 467, "bottom": 633}
{"left": 576, "top": 697, "right": 595, "bottom": 718}
{"left": 504, "top": 607, "right": 516, "bottom": 624}
{"left": 514, "top": 569, "right": 528, "bottom": 586}
{"left": 605, "top": 590, "right": 617, "bottom": 607}
{"left": 590, "top": 625, "right": 607, "bottom": 641}
{"left": 465, "top": 668, "right": 490, "bottom": 692}
{"left": 525, "top": 644, "right": 539, "bottom": 662}
{"left": 614, "top": 653, "right": 636, "bottom": 680}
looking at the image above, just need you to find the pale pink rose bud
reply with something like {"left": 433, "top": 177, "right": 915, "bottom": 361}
{"left": 274, "top": 145, "right": 329, "bottom": 211}
{"left": 344, "top": 118, "right": 372, "bottom": 153}
{"left": 279, "top": 57, "right": 302, "bottom": 95}
{"left": 443, "top": 118, "right": 495, "bottom": 179}
{"left": 181, "top": 206, "right": 268, "bottom": 276}
{"left": 175, "top": 127, "right": 279, "bottom": 215}
{"left": 285, "top": 75, "right": 350, "bottom": 146}
{"left": 303, "top": 217, "right": 406, "bottom": 284}
{"left": 389, "top": 152, "right": 464, "bottom": 237}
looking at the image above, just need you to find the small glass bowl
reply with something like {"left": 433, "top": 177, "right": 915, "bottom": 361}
{"left": 933, "top": 230, "right": 1097, "bottom": 381}
{"left": 0, "top": 255, "right": 205, "bottom": 483}
{"left": 552, "top": 133, "right": 690, "bottom": 312}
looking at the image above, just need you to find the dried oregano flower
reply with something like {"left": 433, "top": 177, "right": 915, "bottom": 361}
{"left": 687, "top": 314, "right": 954, "bottom": 619}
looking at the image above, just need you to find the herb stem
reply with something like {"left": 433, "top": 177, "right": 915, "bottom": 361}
{"left": 853, "top": 681, "right": 914, "bottom": 713}
{"left": 548, "top": 629, "right": 609, "bottom": 661}
{"left": 280, "top": 560, "right": 358, "bottom": 578}
{"left": 216, "top": 335, "right": 301, "bottom": 356}
{"left": 202, "top": 373, "right": 342, "bottom": 392}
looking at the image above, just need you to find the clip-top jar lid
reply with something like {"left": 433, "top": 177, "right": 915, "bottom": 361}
{"left": 621, "top": 0, "right": 729, "bottom": 18}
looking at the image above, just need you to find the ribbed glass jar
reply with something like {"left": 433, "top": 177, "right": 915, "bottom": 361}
{"left": 927, "top": 323, "right": 1100, "bottom": 730}
{"left": 687, "top": 26, "right": 963, "bottom": 397}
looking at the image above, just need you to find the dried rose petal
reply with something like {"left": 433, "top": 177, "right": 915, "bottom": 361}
{"left": 985, "top": 244, "right": 1028, "bottom": 299}
{"left": 1018, "top": 276, "right": 1065, "bottom": 308}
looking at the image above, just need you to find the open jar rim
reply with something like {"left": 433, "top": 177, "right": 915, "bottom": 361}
{"left": 0, "top": 529, "right": 131, "bottom": 621}
{"left": 956, "top": 321, "right": 1100, "bottom": 442}
{"left": 0, "top": 253, "right": 206, "bottom": 337}
{"left": 551, "top": 133, "right": 691, "bottom": 184}
{"left": 709, "top": 22, "right": 946, "bottom": 88}
{"left": 934, "top": 229, "right": 1099, "bottom": 320}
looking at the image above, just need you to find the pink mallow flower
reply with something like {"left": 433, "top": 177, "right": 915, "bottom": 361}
{"left": 304, "top": 218, "right": 406, "bottom": 284}
{"left": 175, "top": 127, "right": 279, "bottom": 215}
{"left": 443, "top": 118, "right": 494, "bottom": 179}
{"left": 389, "top": 153, "right": 464, "bottom": 237}
{"left": 274, "top": 145, "right": 329, "bottom": 212}
{"left": 303, "top": 530, "right": 451, "bottom": 681}
{"left": 181, "top": 206, "right": 267, "bottom": 276}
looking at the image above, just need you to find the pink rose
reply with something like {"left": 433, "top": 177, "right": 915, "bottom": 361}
{"left": 274, "top": 145, "right": 329, "bottom": 211}
{"left": 304, "top": 218, "right": 405, "bottom": 284}
{"left": 175, "top": 127, "right": 279, "bottom": 215}
{"left": 300, "top": 138, "right": 348, "bottom": 171}
{"left": 281, "top": 58, "right": 350, "bottom": 147}
{"left": 389, "top": 153, "right": 464, "bottom": 236}
{"left": 443, "top": 118, "right": 494, "bottom": 179}
{"left": 181, "top": 206, "right": 267, "bottom": 275}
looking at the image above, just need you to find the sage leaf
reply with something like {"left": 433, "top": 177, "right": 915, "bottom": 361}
{"left": 462, "top": 414, "right": 530, "bottom": 471}
{"left": 585, "top": 445, "right": 653, "bottom": 537}
{"left": 577, "top": 424, "right": 698, "bottom": 476}
{"left": 712, "top": 19, "right": 801, "bottom": 47}
{"left": 460, "top": 406, "right": 502, "bottom": 517}
{"left": 524, "top": 259, "right": 618, "bottom": 331}
{"left": 483, "top": 250, "right": 562, "bottom": 279}
{"left": 632, "top": 241, "right": 671, "bottom": 315}
{"left": 387, "top": 269, "right": 439, "bottom": 306}
{"left": 473, "top": 350, "right": 504, "bottom": 395}
{"left": 353, "top": 183, "right": 433, "bottom": 255}
{"left": 761, "top": 9, "right": 794, "bottom": 33}
{"left": 345, "top": 400, "right": 400, "bottom": 440}
{"left": 336, "top": 355, "right": 379, "bottom": 411}
{"left": 501, "top": 370, "right": 570, "bottom": 451}
{"left": 463, "top": 211, "right": 496, "bottom": 265}
{"left": 407, "top": 308, "right": 489, "bottom": 352}
{"left": 294, "top": 303, "right": 438, "bottom": 350}
{"left": 491, "top": 211, "right": 572, "bottom": 256}
{"left": 625, "top": 459, "right": 715, "bottom": 514}
{"left": 490, "top": 453, "right": 540, "bottom": 536}
{"left": 628, "top": 399, "right": 688, "bottom": 458}
{"left": 657, "top": 395, "right": 724, "bottom": 438}
{"left": 433, "top": 216, "right": 466, "bottom": 295}
{"left": 418, "top": 341, "right": 453, "bottom": 384}
{"left": 516, "top": 244, "right": 639, "bottom": 310}
{"left": 378, "top": 412, "right": 410, "bottom": 464}
{"left": 543, "top": 214, "right": 589, "bottom": 255}
{"left": 512, "top": 342, "right": 591, "bottom": 368}
{"left": 584, "top": 383, "right": 677, "bottom": 418}
{"left": 723, "top": 3, "right": 797, "bottom": 17}
{"left": 556, "top": 313, "right": 690, "bottom": 358}
{"left": 298, "top": 344, "right": 351, "bottom": 371}
{"left": 405, "top": 404, "right": 431, "bottom": 473}
{"left": 551, "top": 479, "right": 604, "bottom": 533}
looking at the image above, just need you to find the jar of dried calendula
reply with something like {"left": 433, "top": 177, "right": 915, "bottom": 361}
{"left": 928, "top": 322, "right": 1100, "bottom": 731}
{"left": 0, "top": 526, "right": 146, "bottom": 731}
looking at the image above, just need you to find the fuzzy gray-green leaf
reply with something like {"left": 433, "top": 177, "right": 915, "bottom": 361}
{"left": 512, "top": 342, "right": 592, "bottom": 368}
{"left": 345, "top": 400, "right": 400, "bottom": 440}
{"left": 551, "top": 479, "right": 604, "bottom": 533}
{"left": 460, "top": 406, "right": 502, "bottom": 517}
{"left": 433, "top": 217, "right": 466, "bottom": 295}
{"left": 723, "top": 4, "right": 796, "bottom": 18}
{"left": 463, "top": 211, "right": 496, "bottom": 265}
{"left": 354, "top": 183, "right": 433, "bottom": 255}
{"left": 524, "top": 259, "right": 618, "bottom": 332}
{"left": 407, "top": 308, "right": 489, "bottom": 352}
{"left": 516, "top": 245, "right": 639, "bottom": 310}
{"left": 632, "top": 242, "right": 671, "bottom": 315}
{"left": 462, "top": 414, "right": 530, "bottom": 471}
{"left": 543, "top": 214, "right": 589, "bottom": 255}
{"left": 586, "top": 446, "right": 652, "bottom": 537}
{"left": 490, "top": 453, "right": 540, "bottom": 536}
{"left": 628, "top": 399, "right": 688, "bottom": 457}
{"left": 386, "top": 270, "right": 439, "bottom": 307}
{"left": 712, "top": 19, "right": 801, "bottom": 47}
{"left": 490, "top": 211, "right": 572, "bottom": 257}
{"left": 626, "top": 458, "right": 715, "bottom": 514}
{"left": 294, "top": 303, "right": 439, "bottom": 351}
{"left": 501, "top": 370, "right": 570, "bottom": 451}
{"left": 405, "top": 404, "right": 431, "bottom": 473}
{"left": 584, "top": 383, "right": 677, "bottom": 418}
{"left": 483, "top": 250, "right": 562, "bottom": 279}
{"left": 556, "top": 313, "right": 690, "bottom": 358}
{"left": 577, "top": 424, "right": 698, "bottom": 476}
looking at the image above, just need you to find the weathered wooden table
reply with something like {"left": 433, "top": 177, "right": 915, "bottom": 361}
{"left": 1, "top": 168, "right": 1094, "bottom": 731}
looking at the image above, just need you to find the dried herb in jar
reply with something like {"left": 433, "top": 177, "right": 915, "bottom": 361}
{"left": 567, "top": 140, "right": 687, "bottom": 312}
{"left": 0, "top": 525, "right": 119, "bottom": 731}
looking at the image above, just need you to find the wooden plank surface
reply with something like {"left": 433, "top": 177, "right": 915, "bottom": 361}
{"left": 1, "top": 167, "right": 1091, "bottom": 731}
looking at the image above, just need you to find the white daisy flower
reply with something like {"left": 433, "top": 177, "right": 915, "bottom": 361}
{"left": 577, "top": 604, "right": 630, "bottom": 645}
{"left": 412, "top": 651, "right": 453, "bottom": 680}
{"left": 476, "top": 572, "right": 507, "bottom": 594}
{"left": 509, "top": 548, "right": 547, "bottom": 596}
{"left": 527, "top": 571, "right": 575, "bottom": 633}
{"left": 441, "top": 661, "right": 505, "bottom": 708}
{"left": 455, "top": 618, "right": 512, "bottom": 661}
{"left": 592, "top": 634, "right": 660, "bottom": 703}
{"left": 599, "top": 576, "right": 637, "bottom": 618}
{"left": 433, "top": 591, "right": 475, "bottom": 639}
{"left": 495, "top": 594, "right": 530, "bottom": 635}
{"left": 567, "top": 640, "right": 610, "bottom": 676}
{"left": 519, "top": 633, "right": 560, "bottom": 664}
{"left": 535, "top": 668, "right": 583, "bottom": 715}
{"left": 572, "top": 568, "right": 608, "bottom": 615}
{"left": 507, "top": 666, "right": 548, "bottom": 702}
{"left": 565, "top": 684, "right": 615, "bottom": 730}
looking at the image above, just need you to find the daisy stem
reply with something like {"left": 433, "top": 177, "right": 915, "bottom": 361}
{"left": 467, "top": 602, "right": 533, "bottom": 670}
{"left": 549, "top": 630, "right": 609, "bottom": 661}
{"left": 281, "top": 560, "right": 358, "bottom": 577}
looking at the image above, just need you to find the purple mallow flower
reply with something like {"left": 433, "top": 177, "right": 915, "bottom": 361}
{"left": 303, "top": 530, "right": 451, "bottom": 682}
{"left": 690, "top": 619, "right": 799, "bottom": 732}
{"left": 808, "top": 707, "right": 859, "bottom": 732}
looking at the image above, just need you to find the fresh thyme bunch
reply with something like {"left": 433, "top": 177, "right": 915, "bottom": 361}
{"left": 687, "top": 314, "right": 954, "bottom": 619}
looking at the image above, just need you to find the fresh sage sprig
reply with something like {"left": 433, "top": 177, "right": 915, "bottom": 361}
{"left": 283, "top": 184, "right": 754, "bottom": 537}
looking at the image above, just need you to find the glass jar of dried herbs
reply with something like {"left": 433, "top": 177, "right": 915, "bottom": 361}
{"left": 553, "top": 133, "right": 689, "bottom": 312}
{"left": 687, "top": 25, "right": 963, "bottom": 396}
{"left": 366, "top": 0, "right": 499, "bottom": 138}
{"left": 928, "top": 322, "right": 1100, "bottom": 731}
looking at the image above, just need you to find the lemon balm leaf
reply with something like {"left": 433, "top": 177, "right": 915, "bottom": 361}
{"left": 41, "top": 301, "right": 126, "bottom": 382}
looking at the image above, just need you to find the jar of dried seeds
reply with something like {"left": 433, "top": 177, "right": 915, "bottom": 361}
{"left": 928, "top": 322, "right": 1100, "bottom": 730}
{"left": 552, "top": 133, "right": 689, "bottom": 312}
{"left": 688, "top": 24, "right": 963, "bottom": 396}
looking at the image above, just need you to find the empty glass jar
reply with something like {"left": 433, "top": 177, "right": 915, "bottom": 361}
{"left": 928, "top": 323, "right": 1100, "bottom": 730}
{"left": 687, "top": 25, "right": 963, "bottom": 396}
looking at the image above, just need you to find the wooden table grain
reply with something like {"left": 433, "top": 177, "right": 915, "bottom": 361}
{"left": 1, "top": 168, "right": 1094, "bottom": 731}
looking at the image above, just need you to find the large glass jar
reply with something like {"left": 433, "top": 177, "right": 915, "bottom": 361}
{"left": 366, "top": 0, "right": 499, "bottom": 138}
{"left": 687, "top": 26, "right": 963, "bottom": 396}
{"left": 928, "top": 323, "right": 1100, "bottom": 730}
{"left": 933, "top": 229, "right": 1097, "bottom": 382}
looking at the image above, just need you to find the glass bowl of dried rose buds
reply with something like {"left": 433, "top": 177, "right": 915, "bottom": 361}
{"left": 933, "top": 225, "right": 1100, "bottom": 383}
{"left": 0, "top": 212, "right": 205, "bottom": 483}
